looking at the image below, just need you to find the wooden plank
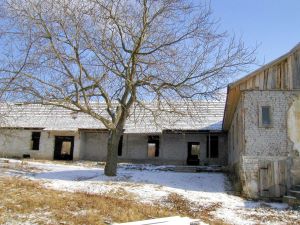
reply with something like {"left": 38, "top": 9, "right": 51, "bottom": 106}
{"left": 266, "top": 68, "right": 273, "bottom": 89}
{"left": 259, "top": 72, "right": 264, "bottom": 90}
{"left": 264, "top": 69, "right": 269, "bottom": 89}
{"left": 292, "top": 50, "right": 300, "bottom": 89}
{"left": 259, "top": 161, "right": 270, "bottom": 197}
{"left": 280, "top": 62, "right": 285, "bottom": 89}
{"left": 276, "top": 64, "right": 281, "bottom": 89}
{"left": 273, "top": 161, "right": 281, "bottom": 197}
{"left": 268, "top": 66, "right": 277, "bottom": 89}
{"left": 246, "top": 79, "right": 252, "bottom": 89}
{"left": 278, "top": 160, "right": 287, "bottom": 197}
{"left": 240, "top": 83, "right": 246, "bottom": 91}
{"left": 260, "top": 168, "right": 269, "bottom": 197}
{"left": 283, "top": 61, "right": 288, "bottom": 89}
{"left": 287, "top": 56, "right": 293, "bottom": 90}
{"left": 254, "top": 75, "right": 259, "bottom": 89}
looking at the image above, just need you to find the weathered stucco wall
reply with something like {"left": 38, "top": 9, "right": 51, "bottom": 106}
{"left": 80, "top": 132, "right": 108, "bottom": 161}
{"left": 0, "top": 129, "right": 81, "bottom": 160}
{"left": 161, "top": 132, "right": 227, "bottom": 165}
{"left": 0, "top": 129, "right": 227, "bottom": 165}
{"left": 0, "top": 129, "right": 50, "bottom": 159}
{"left": 79, "top": 131, "right": 227, "bottom": 165}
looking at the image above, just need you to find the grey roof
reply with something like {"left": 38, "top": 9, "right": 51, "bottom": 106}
{"left": 0, "top": 101, "right": 225, "bottom": 133}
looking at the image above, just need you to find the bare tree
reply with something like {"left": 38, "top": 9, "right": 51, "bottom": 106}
{"left": 0, "top": 0, "right": 255, "bottom": 176}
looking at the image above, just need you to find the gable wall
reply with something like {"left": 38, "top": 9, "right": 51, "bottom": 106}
{"left": 224, "top": 48, "right": 300, "bottom": 130}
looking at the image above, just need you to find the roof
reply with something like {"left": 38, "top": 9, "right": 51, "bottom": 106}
{"left": 223, "top": 42, "right": 300, "bottom": 130}
{"left": 0, "top": 101, "right": 225, "bottom": 133}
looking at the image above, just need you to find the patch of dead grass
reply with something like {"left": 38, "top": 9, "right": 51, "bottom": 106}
{"left": 162, "top": 193, "right": 228, "bottom": 225}
{"left": 0, "top": 177, "right": 175, "bottom": 225}
{"left": 244, "top": 208, "right": 300, "bottom": 225}
{"left": 104, "top": 187, "right": 137, "bottom": 201}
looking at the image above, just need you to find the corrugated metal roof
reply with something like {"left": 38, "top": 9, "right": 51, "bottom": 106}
{"left": 0, "top": 101, "right": 225, "bottom": 133}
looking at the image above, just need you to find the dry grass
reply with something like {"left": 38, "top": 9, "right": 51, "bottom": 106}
{"left": 163, "top": 193, "right": 228, "bottom": 225}
{"left": 0, "top": 177, "right": 176, "bottom": 225}
{"left": 0, "top": 176, "right": 231, "bottom": 225}
{"left": 244, "top": 208, "right": 300, "bottom": 225}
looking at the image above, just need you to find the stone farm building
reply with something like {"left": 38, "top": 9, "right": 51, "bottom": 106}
{"left": 1, "top": 43, "right": 300, "bottom": 200}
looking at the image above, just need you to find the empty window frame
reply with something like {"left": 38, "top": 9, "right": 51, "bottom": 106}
{"left": 206, "top": 136, "right": 219, "bottom": 158}
{"left": 261, "top": 106, "right": 271, "bottom": 126}
{"left": 31, "top": 132, "right": 41, "bottom": 150}
{"left": 148, "top": 136, "right": 159, "bottom": 158}
{"left": 118, "top": 135, "right": 123, "bottom": 156}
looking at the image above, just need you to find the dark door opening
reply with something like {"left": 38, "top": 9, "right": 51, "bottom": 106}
{"left": 54, "top": 136, "right": 74, "bottom": 160}
{"left": 187, "top": 142, "right": 200, "bottom": 165}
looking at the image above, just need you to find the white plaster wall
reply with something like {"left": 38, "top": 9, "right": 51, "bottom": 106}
{"left": 0, "top": 129, "right": 52, "bottom": 159}
{"left": 0, "top": 129, "right": 81, "bottom": 160}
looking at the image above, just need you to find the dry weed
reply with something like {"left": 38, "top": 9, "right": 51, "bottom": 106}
{"left": 163, "top": 193, "right": 228, "bottom": 225}
{"left": 0, "top": 177, "right": 174, "bottom": 225}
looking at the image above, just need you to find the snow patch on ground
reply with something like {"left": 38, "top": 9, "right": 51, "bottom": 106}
{"left": 1, "top": 158, "right": 299, "bottom": 225}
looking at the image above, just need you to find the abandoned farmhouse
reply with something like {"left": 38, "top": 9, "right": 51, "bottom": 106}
{"left": 1, "top": 44, "right": 300, "bottom": 200}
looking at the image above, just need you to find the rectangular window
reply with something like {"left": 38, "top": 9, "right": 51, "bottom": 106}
{"left": 148, "top": 136, "right": 159, "bottom": 158}
{"left": 118, "top": 135, "right": 123, "bottom": 156}
{"left": 31, "top": 132, "right": 41, "bottom": 150}
{"left": 261, "top": 106, "right": 271, "bottom": 126}
{"left": 206, "top": 136, "right": 219, "bottom": 158}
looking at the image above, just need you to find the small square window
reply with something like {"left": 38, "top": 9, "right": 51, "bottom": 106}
{"left": 261, "top": 106, "right": 271, "bottom": 126}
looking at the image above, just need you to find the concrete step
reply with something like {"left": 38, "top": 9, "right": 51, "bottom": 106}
{"left": 291, "top": 185, "right": 300, "bottom": 191}
{"left": 288, "top": 190, "right": 300, "bottom": 198}
{"left": 283, "top": 195, "right": 300, "bottom": 207}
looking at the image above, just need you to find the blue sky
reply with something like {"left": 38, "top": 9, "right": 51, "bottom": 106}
{"left": 210, "top": 0, "right": 300, "bottom": 69}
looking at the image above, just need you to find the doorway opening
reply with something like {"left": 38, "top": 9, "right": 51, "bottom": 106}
{"left": 187, "top": 142, "right": 200, "bottom": 165}
{"left": 54, "top": 136, "right": 74, "bottom": 160}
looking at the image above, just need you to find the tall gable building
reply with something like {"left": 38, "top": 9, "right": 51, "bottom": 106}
{"left": 224, "top": 43, "right": 300, "bottom": 199}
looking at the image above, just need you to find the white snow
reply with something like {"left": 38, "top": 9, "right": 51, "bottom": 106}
{"left": 113, "top": 216, "right": 206, "bottom": 225}
{"left": 1, "top": 158, "right": 299, "bottom": 225}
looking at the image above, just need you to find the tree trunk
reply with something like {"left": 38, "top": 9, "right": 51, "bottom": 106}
{"left": 104, "top": 129, "right": 122, "bottom": 176}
